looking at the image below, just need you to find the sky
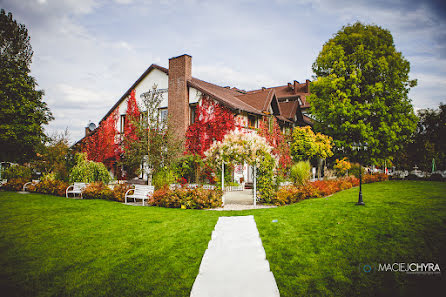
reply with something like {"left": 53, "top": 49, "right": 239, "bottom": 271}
{"left": 1, "top": 0, "right": 445, "bottom": 143}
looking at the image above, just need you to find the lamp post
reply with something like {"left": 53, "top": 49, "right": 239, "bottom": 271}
{"left": 352, "top": 142, "right": 368, "bottom": 206}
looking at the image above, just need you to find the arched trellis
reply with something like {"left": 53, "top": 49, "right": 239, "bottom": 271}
{"left": 205, "top": 130, "right": 276, "bottom": 206}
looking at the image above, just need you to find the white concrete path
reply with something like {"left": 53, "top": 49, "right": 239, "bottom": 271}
{"left": 190, "top": 215, "right": 280, "bottom": 297}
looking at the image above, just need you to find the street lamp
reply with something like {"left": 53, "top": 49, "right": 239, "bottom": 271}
{"left": 352, "top": 142, "right": 368, "bottom": 206}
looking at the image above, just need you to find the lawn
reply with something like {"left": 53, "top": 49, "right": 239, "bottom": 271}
{"left": 0, "top": 181, "right": 445, "bottom": 296}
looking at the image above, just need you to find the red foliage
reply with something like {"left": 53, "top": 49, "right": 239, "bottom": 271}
{"left": 186, "top": 96, "right": 236, "bottom": 157}
{"left": 258, "top": 117, "right": 292, "bottom": 173}
{"left": 84, "top": 109, "right": 121, "bottom": 167}
{"left": 123, "top": 89, "right": 141, "bottom": 152}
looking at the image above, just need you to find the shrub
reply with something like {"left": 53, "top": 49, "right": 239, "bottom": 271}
{"left": 257, "top": 152, "right": 276, "bottom": 203}
{"left": 428, "top": 173, "right": 444, "bottom": 182}
{"left": 271, "top": 184, "right": 320, "bottom": 206}
{"left": 30, "top": 179, "right": 70, "bottom": 196}
{"left": 150, "top": 187, "right": 223, "bottom": 209}
{"left": 2, "top": 178, "right": 27, "bottom": 191}
{"left": 334, "top": 157, "right": 352, "bottom": 177}
{"left": 153, "top": 168, "right": 178, "bottom": 190}
{"left": 83, "top": 182, "right": 113, "bottom": 200}
{"left": 290, "top": 161, "right": 311, "bottom": 186}
{"left": 112, "top": 183, "right": 132, "bottom": 202}
{"left": 3, "top": 165, "right": 32, "bottom": 180}
{"left": 70, "top": 153, "right": 111, "bottom": 184}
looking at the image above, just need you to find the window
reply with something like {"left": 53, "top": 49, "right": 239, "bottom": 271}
{"left": 120, "top": 114, "right": 126, "bottom": 133}
{"left": 159, "top": 108, "right": 168, "bottom": 123}
{"left": 248, "top": 114, "right": 257, "bottom": 128}
{"left": 190, "top": 104, "right": 197, "bottom": 124}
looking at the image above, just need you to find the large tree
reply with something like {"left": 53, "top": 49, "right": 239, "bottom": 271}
{"left": 309, "top": 22, "right": 417, "bottom": 164}
{"left": 0, "top": 9, "right": 53, "bottom": 162}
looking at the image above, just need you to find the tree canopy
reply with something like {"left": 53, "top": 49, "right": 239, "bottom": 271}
{"left": 0, "top": 9, "right": 53, "bottom": 163}
{"left": 309, "top": 22, "right": 417, "bottom": 164}
{"left": 290, "top": 126, "right": 333, "bottom": 163}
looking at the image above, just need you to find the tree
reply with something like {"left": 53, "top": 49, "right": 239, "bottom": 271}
{"left": 309, "top": 22, "right": 417, "bottom": 165}
{"left": 121, "top": 85, "right": 183, "bottom": 181}
{"left": 0, "top": 9, "right": 53, "bottom": 162}
{"left": 291, "top": 126, "right": 333, "bottom": 162}
{"left": 84, "top": 110, "right": 121, "bottom": 168}
{"left": 395, "top": 103, "right": 446, "bottom": 171}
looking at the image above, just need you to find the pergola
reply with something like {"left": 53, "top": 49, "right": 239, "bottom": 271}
{"left": 205, "top": 131, "right": 275, "bottom": 206}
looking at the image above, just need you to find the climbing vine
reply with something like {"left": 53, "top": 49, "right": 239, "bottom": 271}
{"left": 258, "top": 117, "right": 292, "bottom": 175}
{"left": 186, "top": 96, "right": 236, "bottom": 157}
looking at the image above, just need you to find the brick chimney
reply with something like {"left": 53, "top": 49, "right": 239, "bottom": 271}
{"left": 168, "top": 54, "right": 192, "bottom": 139}
{"left": 306, "top": 79, "right": 310, "bottom": 93}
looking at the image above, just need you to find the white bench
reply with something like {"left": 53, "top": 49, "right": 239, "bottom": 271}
{"left": 202, "top": 184, "right": 216, "bottom": 190}
{"left": 169, "top": 183, "right": 181, "bottom": 190}
{"left": 187, "top": 183, "right": 199, "bottom": 189}
{"left": 23, "top": 180, "right": 40, "bottom": 192}
{"left": 125, "top": 185, "right": 154, "bottom": 206}
{"left": 66, "top": 182, "right": 87, "bottom": 198}
{"left": 0, "top": 179, "right": 7, "bottom": 187}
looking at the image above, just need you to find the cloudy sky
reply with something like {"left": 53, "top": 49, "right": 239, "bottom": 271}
{"left": 2, "top": 0, "right": 445, "bottom": 142}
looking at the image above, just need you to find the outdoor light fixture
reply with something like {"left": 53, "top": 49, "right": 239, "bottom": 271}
{"left": 352, "top": 142, "right": 368, "bottom": 206}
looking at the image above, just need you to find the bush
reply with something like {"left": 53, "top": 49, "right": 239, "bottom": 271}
{"left": 334, "top": 157, "right": 352, "bottom": 177}
{"left": 70, "top": 153, "right": 111, "bottom": 184}
{"left": 83, "top": 182, "right": 113, "bottom": 200}
{"left": 2, "top": 178, "right": 27, "bottom": 191}
{"left": 153, "top": 168, "right": 178, "bottom": 190}
{"left": 271, "top": 184, "right": 320, "bottom": 206}
{"left": 150, "top": 187, "right": 223, "bottom": 209}
{"left": 290, "top": 161, "right": 311, "bottom": 186}
{"left": 257, "top": 153, "right": 276, "bottom": 203}
{"left": 29, "top": 179, "right": 70, "bottom": 196}
{"left": 2, "top": 165, "right": 32, "bottom": 180}
{"left": 112, "top": 183, "right": 132, "bottom": 202}
{"left": 428, "top": 173, "right": 444, "bottom": 182}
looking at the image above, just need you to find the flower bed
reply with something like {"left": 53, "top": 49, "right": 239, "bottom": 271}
{"left": 271, "top": 174, "right": 388, "bottom": 206}
{"left": 150, "top": 187, "right": 223, "bottom": 209}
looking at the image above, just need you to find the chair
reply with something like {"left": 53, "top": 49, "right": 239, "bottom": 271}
{"left": 66, "top": 182, "right": 87, "bottom": 198}
{"left": 23, "top": 180, "right": 40, "bottom": 192}
{"left": 125, "top": 185, "right": 155, "bottom": 206}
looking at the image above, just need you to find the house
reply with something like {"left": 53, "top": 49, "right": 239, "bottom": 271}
{"left": 78, "top": 54, "right": 312, "bottom": 181}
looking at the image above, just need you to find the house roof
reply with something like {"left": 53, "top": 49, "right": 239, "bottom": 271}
{"left": 278, "top": 101, "right": 299, "bottom": 120}
{"left": 97, "top": 63, "right": 310, "bottom": 127}
{"left": 188, "top": 78, "right": 262, "bottom": 115}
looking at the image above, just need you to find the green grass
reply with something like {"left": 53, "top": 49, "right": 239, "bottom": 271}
{"left": 1, "top": 181, "right": 445, "bottom": 296}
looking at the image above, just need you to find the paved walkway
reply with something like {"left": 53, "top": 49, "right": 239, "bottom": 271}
{"left": 223, "top": 190, "right": 254, "bottom": 205}
{"left": 190, "top": 215, "right": 280, "bottom": 297}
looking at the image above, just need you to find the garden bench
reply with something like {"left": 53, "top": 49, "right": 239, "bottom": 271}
{"left": 23, "top": 180, "right": 40, "bottom": 192}
{"left": 125, "top": 185, "right": 154, "bottom": 206}
{"left": 0, "top": 179, "right": 7, "bottom": 187}
{"left": 66, "top": 182, "right": 87, "bottom": 198}
{"left": 202, "top": 184, "right": 215, "bottom": 190}
{"left": 187, "top": 183, "right": 199, "bottom": 189}
{"left": 169, "top": 183, "right": 181, "bottom": 190}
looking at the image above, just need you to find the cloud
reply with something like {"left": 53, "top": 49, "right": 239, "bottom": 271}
{"left": 1, "top": 0, "right": 445, "bottom": 143}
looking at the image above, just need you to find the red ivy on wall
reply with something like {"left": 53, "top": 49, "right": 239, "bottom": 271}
{"left": 123, "top": 89, "right": 141, "bottom": 152}
{"left": 258, "top": 117, "right": 292, "bottom": 174}
{"left": 186, "top": 96, "right": 236, "bottom": 157}
{"left": 84, "top": 109, "right": 121, "bottom": 167}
